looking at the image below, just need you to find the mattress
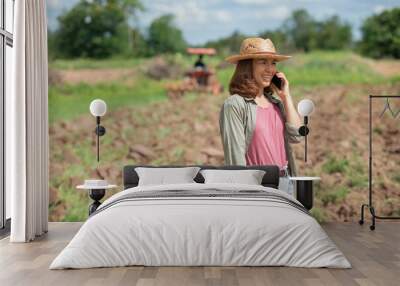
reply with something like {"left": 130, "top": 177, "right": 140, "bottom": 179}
{"left": 50, "top": 183, "right": 351, "bottom": 269}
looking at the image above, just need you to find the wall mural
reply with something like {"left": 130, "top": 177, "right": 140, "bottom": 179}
{"left": 47, "top": 1, "right": 400, "bottom": 223}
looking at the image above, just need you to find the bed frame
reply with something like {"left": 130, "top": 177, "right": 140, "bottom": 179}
{"left": 123, "top": 165, "right": 280, "bottom": 190}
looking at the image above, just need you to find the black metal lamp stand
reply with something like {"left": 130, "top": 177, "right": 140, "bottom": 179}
{"left": 94, "top": 116, "right": 106, "bottom": 162}
{"left": 298, "top": 116, "right": 310, "bottom": 162}
{"left": 359, "top": 95, "right": 400, "bottom": 230}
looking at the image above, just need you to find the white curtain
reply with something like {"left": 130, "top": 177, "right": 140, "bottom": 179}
{"left": 7, "top": 0, "right": 49, "bottom": 242}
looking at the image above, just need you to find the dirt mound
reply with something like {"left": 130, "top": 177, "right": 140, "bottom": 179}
{"left": 144, "top": 56, "right": 184, "bottom": 80}
{"left": 48, "top": 68, "right": 63, "bottom": 86}
{"left": 352, "top": 54, "right": 400, "bottom": 77}
{"left": 371, "top": 60, "right": 400, "bottom": 77}
{"left": 57, "top": 68, "right": 136, "bottom": 85}
{"left": 49, "top": 83, "right": 400, "bottom": 222}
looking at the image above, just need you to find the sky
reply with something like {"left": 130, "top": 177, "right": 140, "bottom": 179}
{"left": 46, "top": 0, "right": 400, "bottom": 45}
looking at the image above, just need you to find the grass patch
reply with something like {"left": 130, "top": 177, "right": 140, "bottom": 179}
{"left": 216, "top": 68, "right": 233, "bottom": 91}
{"left": 373, "top": 127, "right": 383, "bottom": 135}
{"left": 392, "top": 173, "right": 400, "bottom": 184}
{"left": 321, "top": 186, "right": 350, "bottom": 206}
{"left": 347, "top": 172, "right": 368, "bottom": 188}
{"left": 59, "top": 185, "right": 89, "bottom": 222}
{"left": 346, "top": 157, "right": 368, "bottom": 188}
{"left": 347, "top": 169, "right": 368, "bottom": 188}
{"left": 171, "top": 146, "right": 185, "bottom": 161}
{"left": 322, "top": 156, "right": 349, "bottom": 174}
{"left": 72, "top": 139, "right": 98, "bottom": 168}
{"left": 54, "top": 163, "right": 91, "bottom": 221}
{"left": 389, "top": 75, "right": 400, "bottom": 84}
{"left": 216, "top": 51, "right": 390, "bottom": 89}
{"left": 50, "top": 57, "right": 147, "bottom": 70}
{"left": 310, "top": 207, "right": 327, "bottom": 223}
{"left": 275, "top": 51, "right": 388, "bottom": 86}
{"left": 157, "top": 127, "right": 172, "bottom": 140}
{"left": 49, "top": 75, "right": 167, "bottom": 123}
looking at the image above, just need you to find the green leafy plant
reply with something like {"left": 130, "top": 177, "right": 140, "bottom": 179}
{"left": 321, "top": 186, "right": 350, "bottom": 206}
{"left": 310, "top": 208, "right": 327, "bottom": 223}
{"left": 322, "top": 156, "right": 349, "bottom": 174}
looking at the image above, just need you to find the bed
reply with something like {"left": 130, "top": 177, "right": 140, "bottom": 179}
{"left": 50, "top": 165, "right": 351, "bottom": 269}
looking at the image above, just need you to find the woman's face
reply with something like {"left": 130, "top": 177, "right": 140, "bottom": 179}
{"left": 252, "top": 58, "right": 277, "bottom": 89}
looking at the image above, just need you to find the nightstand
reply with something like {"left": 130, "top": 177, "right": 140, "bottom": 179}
{"left": 289, "top": 176, "right": 321, "bottom": 210}
{"left": 77, "top": 182, "right": 117, "bottom": 215}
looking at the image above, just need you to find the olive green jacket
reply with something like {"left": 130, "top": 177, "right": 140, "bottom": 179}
{"left": 219, "top": 92, "right": 302, "bottom": 176}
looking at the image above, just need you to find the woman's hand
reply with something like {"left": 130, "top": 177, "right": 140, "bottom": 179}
{"left": 271, "top": 72, "right": 302, "bottom": 130}
{"left": 271, "top": 72, "right": 290, "bottom": 102}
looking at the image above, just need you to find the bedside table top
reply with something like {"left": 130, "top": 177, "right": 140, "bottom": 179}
{"left": 77, "top": 184, "right": 117, "bottom": 190}
{"left": 288, "top": 176, "right": 321, "bottom": 181}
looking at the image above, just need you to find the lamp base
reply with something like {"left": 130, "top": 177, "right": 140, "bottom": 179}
{"left": 88, "top": 189, "right": 105, "bottom": 215}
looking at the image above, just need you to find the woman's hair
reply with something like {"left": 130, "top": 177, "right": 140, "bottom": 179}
{"left": 229, "top": 59, "right": 273, "bottom": 99}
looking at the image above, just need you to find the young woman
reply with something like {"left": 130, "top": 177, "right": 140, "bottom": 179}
{"left": 219, "top": 38, "right": 302, "bottom": 195}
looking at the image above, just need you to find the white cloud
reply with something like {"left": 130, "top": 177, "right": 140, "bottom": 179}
{"left": 46, "top": 0, "right": 61, "bottom": 9}
{"left": 148, "top": 1, "right": 208, "bottom": 25}
{"left": 141, "top": 1, "right": 233, "bottom": 29}
{"left": 373, "top": 5, "right": 386, "bottom": 14}
{"left": 254, "top": 5, "right": 290, "bottom": 21}
{"left": 233, "top": 0, "right": 272, "bottom": 4}
{"left": 137, "top": 0, "right": 234, "bottom": 44}
{"left": 214, "top": 10, "right": 233, "bottom": 23}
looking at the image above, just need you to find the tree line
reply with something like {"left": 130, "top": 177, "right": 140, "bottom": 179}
{"left": 48, "top": 0, "right": 400, "bottom": 60}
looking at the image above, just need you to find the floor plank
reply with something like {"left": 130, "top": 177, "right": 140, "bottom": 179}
{"left": 0, "top": 222, "right": 398, "bottom": 286}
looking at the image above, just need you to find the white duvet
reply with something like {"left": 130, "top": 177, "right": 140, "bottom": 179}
{"left": 50, "top": 183, "right": 351, "bottom": 269}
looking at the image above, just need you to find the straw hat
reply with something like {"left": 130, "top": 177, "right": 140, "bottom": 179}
{"left": 225, "top": 37, "right": 291, "bottom": 64}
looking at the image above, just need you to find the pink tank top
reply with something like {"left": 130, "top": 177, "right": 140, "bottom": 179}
{"left": 245, "top": 104, "right": 288, "bottom": 169}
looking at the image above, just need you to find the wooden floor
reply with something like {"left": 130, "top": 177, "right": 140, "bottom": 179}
{"left": 0, "top": 222, "right": 399, "bottom": 286}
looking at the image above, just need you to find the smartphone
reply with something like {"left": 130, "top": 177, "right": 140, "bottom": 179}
{"left": 271, "top": 73, "right": 282, "bottom": 90}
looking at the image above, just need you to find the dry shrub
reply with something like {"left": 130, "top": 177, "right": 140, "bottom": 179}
{"left": 144, "top": 56, "right": 183, "bottom": 80}
{"left": 48, "top": 68, "right": 63, "bottom": 86}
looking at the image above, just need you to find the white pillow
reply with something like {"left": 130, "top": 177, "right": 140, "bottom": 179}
{"left": 200, "top": 169, "right": 266, "bottom": 185}
{"left": 135, "top": 167, "right": 201, "bottom": 186}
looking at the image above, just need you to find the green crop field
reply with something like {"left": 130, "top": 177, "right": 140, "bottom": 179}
{"left": 49, "top": 51, "right": 398, "bottom": 123}
{"left": 48, "top": 51, "right": 400, "bottom": 222}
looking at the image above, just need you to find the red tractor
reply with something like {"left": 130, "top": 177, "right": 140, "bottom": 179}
{"left": 165, "top": 48, "right": 224, "bottom": 99}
